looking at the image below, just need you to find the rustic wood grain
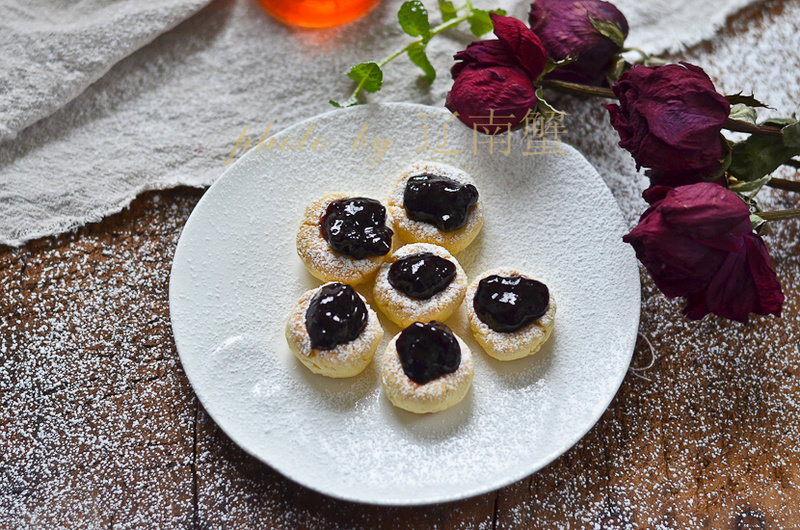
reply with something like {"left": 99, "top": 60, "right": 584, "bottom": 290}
{"left": 3, "top": 0, "right": 800, "bottom": 527}
{"left": 1, "top": 182, "right": 798, "bottom": 528}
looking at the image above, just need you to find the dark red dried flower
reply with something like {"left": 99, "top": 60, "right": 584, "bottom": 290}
{"left": 446, "top": 14, "right": 547, "bottom": 134}
{"left": 623, "top": 183, "right": 784, "bottom": 323}
{"left": 605, "top": 62, "right": 731, "bottom": 184}
{"left": 529, "top": 0, "right": 628, "bottom": 86}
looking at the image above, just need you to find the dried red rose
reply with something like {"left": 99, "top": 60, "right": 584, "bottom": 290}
{"left": 529, "top": 0, "right": 628, "bottom": 86}
{"left": 605, "top": 63, "right": 731, "bottom": 184}
{"left": 446, "top": 14, "right": 547, "bottom": 134}
{"left": 623, "top": 183, "right": 784, "bottom": 323}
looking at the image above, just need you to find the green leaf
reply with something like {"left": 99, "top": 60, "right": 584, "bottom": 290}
{"left": 708, "top": 136, "right": 733, "bottom": 180}
{"left": 780, "top": 120, "right": 800, "bottom": 149}
{"left": 606, "top": 55, "right": 629, "bottom": 85}
{"left": 589, "top": 16, "right": 626, "bottom": 49}
{"left": 728, "top": 103, "right": 757, "bottom": 124}
{"left": 329, "top": 97, "right": 358, "bottom": 108}
{"left": 730, "top": 174, "right": 772, "bottom": 196}
{"left": 541, "top": 56, "right": 577, "bottom": 78}
{"left": 534, "top": 87, "right": 562, "bottom": 119}
{"left": 398, "top": 0, "right": 430, "bottom": 38}
{"left": 762, "top": 117, "right": 797, "bottom": 128}
{"left": 347, "top": 62, "right": 383, "bottom": 93}
{"left": 438, "top": 0, "right": 457, "bottom": 21}
{"left": 467, "top": 8, "right": 506, "bottom": 37}
{"left": 729, "top": 131, "right": 800, "bottom": 181}
{"left": 725, "top": 92, "right": 769, "bottom": 108}
{"left": 750, "top": 213, "right": 767, "bottom": 233}
{"left": 407, "top": 42, "right": 436, "bottom": 83}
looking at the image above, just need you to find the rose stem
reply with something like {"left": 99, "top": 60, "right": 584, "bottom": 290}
{"left": 540, "top": 79, "right": 616, "bottom": 98}
{"left": 722, "top": 117, "right": 783, "bottom": 137}
{"left": 759, "top": 208, "right": 800, "bottom": 221}
{"left": 540, "top": 79, "right": 784, "bottom": 137}
{"left": 766, "top": 177, "right": 800, "bottom": 193}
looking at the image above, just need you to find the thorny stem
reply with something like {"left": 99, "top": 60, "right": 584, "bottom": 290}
{"left": 540, "top": 79, "right": 785, "bottom": 137}
{"left": 758, "top": 208, "right": 800, "bottom": 221}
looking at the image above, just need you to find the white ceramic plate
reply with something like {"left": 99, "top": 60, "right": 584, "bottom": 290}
{"left": 169, "top": 103, "right": 640, "bottom": 505}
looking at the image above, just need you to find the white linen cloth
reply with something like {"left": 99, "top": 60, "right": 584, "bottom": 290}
{"left": 0, "top": 0, "right": 758, "bottom": 245}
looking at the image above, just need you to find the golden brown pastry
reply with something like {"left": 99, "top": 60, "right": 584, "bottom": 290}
{"left": 386, "top": 162, "right": 484, "bottom": 254}
{"left": 373, "top": 243, "right": 467, "bottom": 328}
{"left": 466, "top": 267, "right": 556, "bottom": 361}
{"left": 296, "top": 193, "right": 394, "bottom": 285}
{"left": 380, "top": 321, "right": 474, "bottom": 413}
{"left": 286, "top": 282, "right": 383, "bottom": 377}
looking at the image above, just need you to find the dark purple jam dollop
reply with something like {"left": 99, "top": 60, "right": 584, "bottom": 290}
{"left": 388, "top": 252, "right": 457, "bottom": 300}
{"left": 396, "top": 321, "right": 461, "bottom": 384}
{"left": 305, "top": 283, "right": 367, "bottom": 350}
{"left": 473, "top": 275, "right": 549, "bottom": 332}
{"left": 320, "top": 197, "right": 393, "bottom": 259}
{"left": 402, "top": 174, "right": 478, "bottom": 232}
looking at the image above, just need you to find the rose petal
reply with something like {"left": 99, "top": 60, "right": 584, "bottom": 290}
{"left": 489, "top": 13, "right": 548, "bottom": 80}
{"left": 452, "top": 40, "right": 519, "bottom": 79}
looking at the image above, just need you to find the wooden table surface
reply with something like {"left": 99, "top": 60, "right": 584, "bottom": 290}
{"left": 3, "top": 1, "right": 800, "bottom": 528}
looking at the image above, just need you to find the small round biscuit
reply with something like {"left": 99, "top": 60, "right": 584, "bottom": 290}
{"left": 466, "top": 267, "right": 556, "bottom": 361}
{"left": 373, "top": 243, "right": 467, "bottom": 328}
{"left": 387, "top": 162, "right": 484, "bottom": 254}
{"left": 380, "top": 328, "right": 474, "bottom": 414}
{"left": 286, "top": 283, "right": 383, "bottom": 378}
{"left": 296, "top": 193, "right": 394, "bottom": 285}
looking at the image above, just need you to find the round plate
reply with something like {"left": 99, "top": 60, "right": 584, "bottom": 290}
{"left": 169, "top": 102, "right": 640, "bottom": 505}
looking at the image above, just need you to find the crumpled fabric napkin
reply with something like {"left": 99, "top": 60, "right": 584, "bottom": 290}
{"left": 0, "top": 0, "right": 210, "bottom": 143}
{"left": 0, "top": 0, "right": 759, "bottom": 245}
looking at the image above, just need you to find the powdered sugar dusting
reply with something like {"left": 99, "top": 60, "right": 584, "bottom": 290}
{"left": 380, "top": 330, "right": 474, "bottom": 413}
{"left": 373, "top": 243, "right": 467, "bottom": 327}
{"left": 465, "top": 267, "right": 557, "bottom": 361}
{"left": 170, "top": 102, "right": 639, "bottom": 505}
{"left": 296, "top": 193, "right": 394, "bottom": 285}
{"left": 387, "top": 161, "right": 485, "bottom": 253}
{"left": 285, "top": 283, "right": 383, "bottom": 377}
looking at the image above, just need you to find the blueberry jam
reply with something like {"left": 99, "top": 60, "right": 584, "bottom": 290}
{"left": 320, "top": 197, "right": 393, "bottom": 259}
{"left": 305, "top": 283, "right": 367, "bottom": 350}
{"left": 473, "top": 275, "right": 549, "bottom": 332}
{"left": 402, "top": 174, "right": 478, "bottom": 232}
{"left": 388, "top": 252, "right": 456, "bottom": 300}
{"left": 396, "top": 321, "right": 461, "bottom": 384}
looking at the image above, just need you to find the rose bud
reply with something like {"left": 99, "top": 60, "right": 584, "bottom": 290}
{"left": 446, "top": 65, "right": 538, "bottom": 134}
{"left": 623, "top": 183, "right": 784, "bottom": 323}
{"left": 605, "top": 63, "right": 731, "bottom": 184}
{"left": 447, "top": 14, "right": 547, "bottom": 134}
{"left": 529, "top": 0, "right": 629, "bottom": 86}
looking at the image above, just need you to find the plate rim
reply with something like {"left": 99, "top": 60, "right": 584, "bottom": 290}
{"left": 168, "top": 101, "right": 641, "bottom": 505}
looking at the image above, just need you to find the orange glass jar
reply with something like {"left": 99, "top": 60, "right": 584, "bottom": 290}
{"left": 257, "top": 0, "right": 379, "bottom": 28}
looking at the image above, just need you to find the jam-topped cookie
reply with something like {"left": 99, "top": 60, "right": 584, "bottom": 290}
{"left": 466, "top": 268, "right": 556, "bottom": 361}
{"left": 297, "top": 193, "right": 394, "bottom": 285}
{"left": 373, "top": 243, "right": 467, "bottom": 328}
{"left": 286, "top": 282, "right": 384, "bottom": 378}
{"left": 387, "top": 162, "right": 484, "bottom": 254}
{"left": 380, "top": 321, "right": 474, "bottom": 414}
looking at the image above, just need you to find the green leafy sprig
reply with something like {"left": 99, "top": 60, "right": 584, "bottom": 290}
{"left": 330, "top": 0, "right": 506, "bottom": 107}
